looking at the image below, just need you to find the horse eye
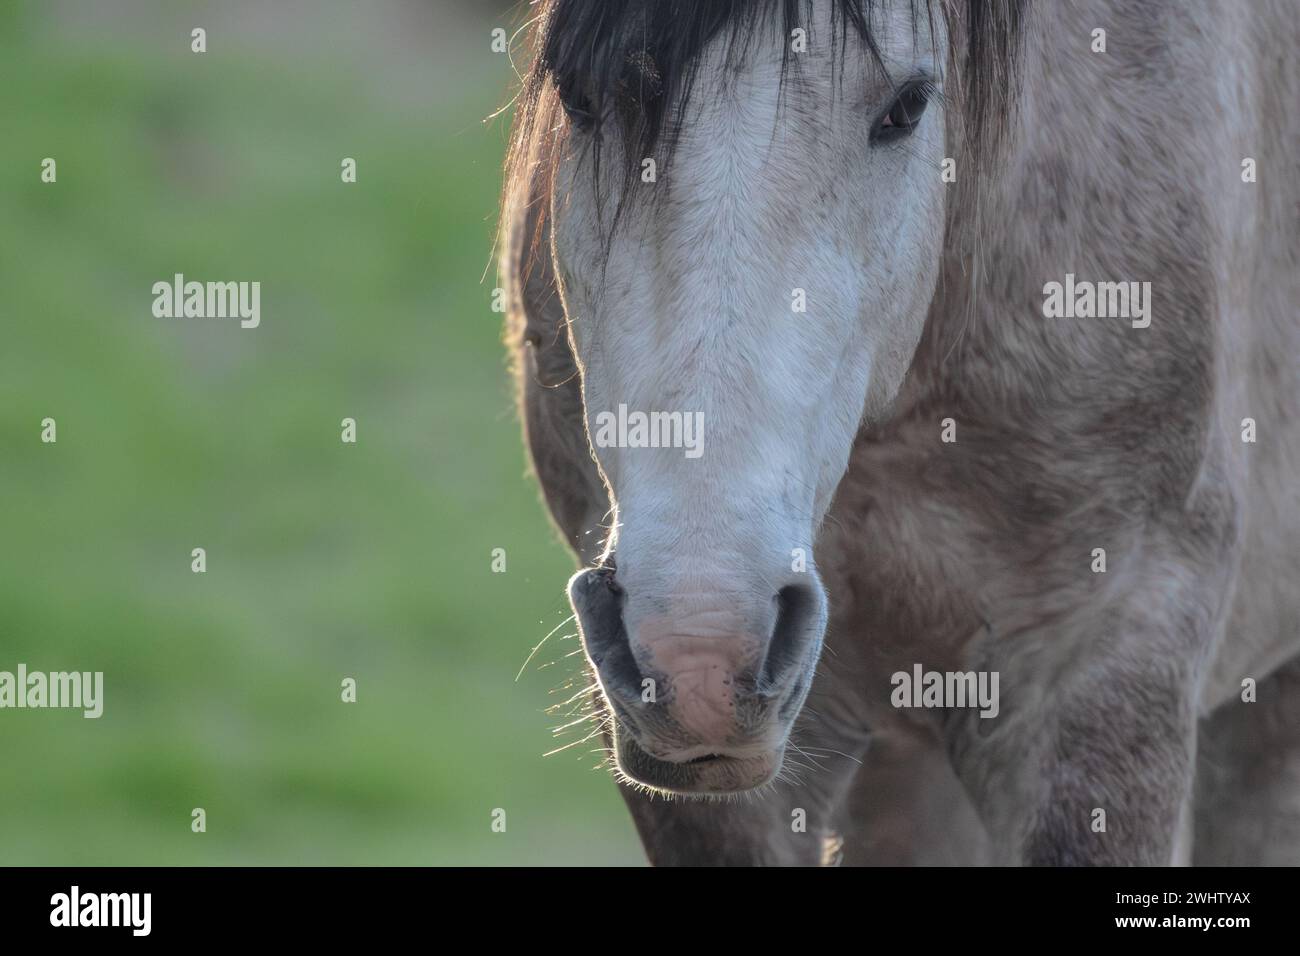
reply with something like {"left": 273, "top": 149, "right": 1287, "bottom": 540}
{"left": 873, "top": 82, "right": 931, "bottom": 143}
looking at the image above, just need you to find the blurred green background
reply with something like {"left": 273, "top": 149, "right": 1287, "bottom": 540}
{"left": 0, "top": 0, "right": 641, "bottom": 864}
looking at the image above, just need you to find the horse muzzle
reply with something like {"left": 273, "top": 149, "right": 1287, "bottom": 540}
{"left": 567, "top": 564, "right": 825, "bottom": 795}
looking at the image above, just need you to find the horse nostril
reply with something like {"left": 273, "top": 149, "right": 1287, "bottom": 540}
{"left": 569, "top": 566, "right": 641, "bottom": 699}
{"left": 760, "top": 583, "right": 820, "bottom": 689}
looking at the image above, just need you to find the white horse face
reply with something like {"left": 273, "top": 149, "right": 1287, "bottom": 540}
{"left": 554, "top": 2, "right": 949, "bottom": 794}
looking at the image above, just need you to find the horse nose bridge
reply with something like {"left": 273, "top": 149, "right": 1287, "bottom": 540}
{"left": 614, "top": 505, "right": 809, "bottom": 589}
{"left": 622, "top": 568, "right": 775, "bottom": 639}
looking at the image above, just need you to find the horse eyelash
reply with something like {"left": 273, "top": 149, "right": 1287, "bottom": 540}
{"left": 889, "top": 77, "right": 941, "bottom": 117}
{"left": 914, "top": 79, "right": 941, "bottom": 107}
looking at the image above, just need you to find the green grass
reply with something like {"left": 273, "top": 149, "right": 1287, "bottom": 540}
{"left": 0, "top": 1, "right": 641, "bottom": 865}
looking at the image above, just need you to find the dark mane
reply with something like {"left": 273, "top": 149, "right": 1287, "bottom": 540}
{"left": 502, "top": 0, "right": 1024, "bottom": 265}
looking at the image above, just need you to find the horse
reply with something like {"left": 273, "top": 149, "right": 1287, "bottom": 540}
{"left": 499, "top": 0, "right": 1299, "bottom": 865}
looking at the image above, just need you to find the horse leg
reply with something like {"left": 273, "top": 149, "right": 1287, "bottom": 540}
{"left": 1193, "top": 655, "right": 1300, "bottom": 865}
{"left": 944, "top": 602, "right": 1211, "bottom": 865}
{"left": 956, "top": 675, "right": 1199, "bottom": 864}
{"left": 837, "top": 722, "right": 992, "bottom": 866}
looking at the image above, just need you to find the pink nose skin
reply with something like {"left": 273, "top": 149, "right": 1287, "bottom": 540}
{"left": 643, "top": 633, "right": 759, "bottom": 747}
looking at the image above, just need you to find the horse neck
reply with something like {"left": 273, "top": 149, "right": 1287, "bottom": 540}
{"left": 899, "top": 0, "right": 1220, "bottom": 429}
